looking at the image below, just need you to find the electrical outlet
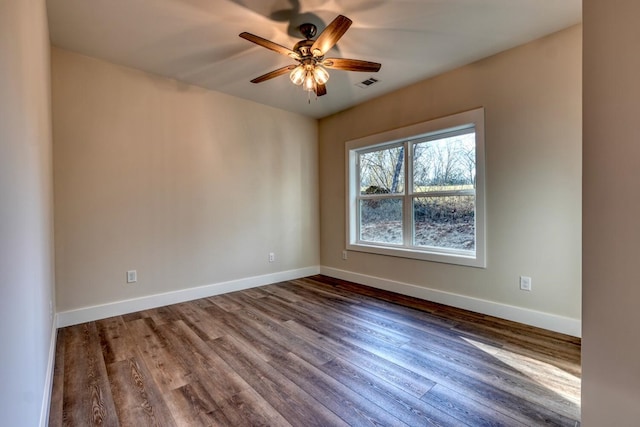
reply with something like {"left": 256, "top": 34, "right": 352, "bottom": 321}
{"left": 127, "top": 270, "right": 137, "bottom": 283}
{"left": 269, "top": 252, "right": 275, "bottom": 263}
{"left": 520, "top": 276, "right": 532, "bottom": 291}
{"left": 342, "top": 250, "right": 348, "bottom": 260}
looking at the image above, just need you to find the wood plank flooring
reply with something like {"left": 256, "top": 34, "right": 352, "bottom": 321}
{"left": 49, "top": 275, "right": 581, "bottom": 426}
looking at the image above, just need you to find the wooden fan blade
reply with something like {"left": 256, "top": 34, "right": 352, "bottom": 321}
{"left": 310, "top": 15, "right": 352, "bottom": 57}
{"left": 250, "top": 65, "right": 297, "bottom": 83}
{"left": 315, "top": 83, "right": 327, "bottom": 96}
{"left": 240, "top": 32, "right": 300, "bottom": 60}
{"left": 322, "top": 58, "right": 381, "bottom": 72}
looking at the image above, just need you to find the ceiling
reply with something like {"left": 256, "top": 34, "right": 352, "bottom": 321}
{"left": 47, "top": 0, "right": 581, "bottom": 119}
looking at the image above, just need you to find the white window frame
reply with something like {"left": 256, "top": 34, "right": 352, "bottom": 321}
{"left": 346, "top": 107, "right": 486, "bottom": 268}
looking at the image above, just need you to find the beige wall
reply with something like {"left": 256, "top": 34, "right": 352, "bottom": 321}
{"left": 583, "top": 1, "right": 640, "bottom": 423}
{"left": 52, "top": 48, "right": 319, "bottom": 312}
{"left": 319, "top": 26, "right": 582, "bottom": 324}
{"left": 0, "top": 0, "right": 55, "bottom": 424}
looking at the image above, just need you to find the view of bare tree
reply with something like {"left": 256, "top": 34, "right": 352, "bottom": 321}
{"left": 414, "top": 134, "right": 475, "bottom": 189}
{"left": 359, "top": 145, "right": 404, "bottom": 194}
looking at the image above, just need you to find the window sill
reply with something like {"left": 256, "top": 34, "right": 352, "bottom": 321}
{"left": 346, "top": 242, "right": 486, "bottom": 268}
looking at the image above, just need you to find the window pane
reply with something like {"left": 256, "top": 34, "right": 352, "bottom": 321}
{"left": 413, "top": 132, "right": 475, "bottom": 193}
{"left": 413, "top": 196, "right": 475, "bottom": 251}
{"left": 359, "top": 146, "right": 404, "bottom": 195}
{"left": 360, "top": 198, "right": 403, "bottom": 244}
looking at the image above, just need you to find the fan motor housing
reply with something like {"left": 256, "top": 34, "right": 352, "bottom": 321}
{"left": 293, "top": 39, "right": 315, "bottom": 58}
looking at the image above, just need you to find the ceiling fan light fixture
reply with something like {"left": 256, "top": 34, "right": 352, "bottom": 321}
{"left": 290, "top": 65, "right": 306, "bottom": 85}
{"left": 303, "top": 71, "right": 316, "bottom": 92}
{"left": 240, "top": 14, "right": 380, "bottom": 99}
{"left": 312, "top": 65, "right": 329, "bottom": 85}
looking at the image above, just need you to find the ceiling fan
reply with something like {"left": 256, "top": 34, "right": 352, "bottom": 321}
{"left": 239, "top": 15, "right": 381, "bottom": 97}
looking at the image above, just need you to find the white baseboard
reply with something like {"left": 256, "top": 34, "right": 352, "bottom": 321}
{"left": 320, "top": 266, "right": 581, "bottom": 338}
{"left": 57, "top": 266, "right": 320, "bottom": 328}
{"left": 40, "top": 315, "right": 58, "bottom": 427}
{"left": 55, "top": 264, "right": 581, "bottom": 337}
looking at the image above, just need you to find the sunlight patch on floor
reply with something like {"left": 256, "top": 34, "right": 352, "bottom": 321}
{"left": 460, "top": 336, "right": 581, "bottom": 407}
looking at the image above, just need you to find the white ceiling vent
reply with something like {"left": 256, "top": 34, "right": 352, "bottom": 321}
{"left": 356, "top": 77, "right": 379, "bottom": 89}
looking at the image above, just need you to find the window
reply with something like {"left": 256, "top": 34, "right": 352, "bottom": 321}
{"left": 346, "top": 108, "right": 485, "bottom": 267}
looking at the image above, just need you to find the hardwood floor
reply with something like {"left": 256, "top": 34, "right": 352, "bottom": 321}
{"left": 49, "top": 275, "right": 581, "bottom": 426}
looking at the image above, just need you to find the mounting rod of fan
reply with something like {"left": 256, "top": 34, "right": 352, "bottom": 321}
{"left": 239, "top": 14, "right": 381, "bottom": 98}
